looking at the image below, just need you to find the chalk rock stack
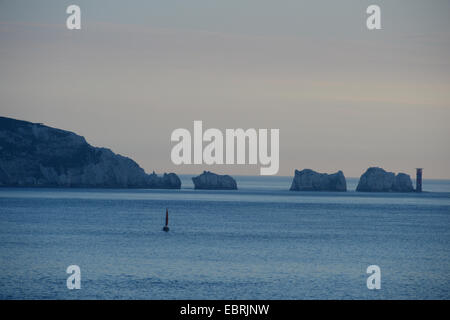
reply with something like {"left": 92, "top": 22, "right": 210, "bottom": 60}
{"left": 356, "top": 167, "right": 413, "bottom": 192}
{"left": 289, "top": 169, "right": 347, "bottom": 191}
{"left": 192, "top": 171, "right": 237, "bottom": 190}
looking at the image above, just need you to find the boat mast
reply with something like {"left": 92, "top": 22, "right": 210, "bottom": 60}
{"left": 165, "top": 208, "right": 169, "bottom": 226}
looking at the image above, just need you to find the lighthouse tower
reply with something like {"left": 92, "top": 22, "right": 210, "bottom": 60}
{"left": 416, "top": 168, "right": 423, "bottom": 193}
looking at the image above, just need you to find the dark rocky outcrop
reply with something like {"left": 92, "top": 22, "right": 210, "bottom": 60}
{"left": 0, "top": 116, "right": 181, "bottom": 188}
{"left": 192, "top": 171, "right": 237, "bottom": 190}
{"left": 147, "top": 172, "right": 181, "bottom": 189}
{"left": 356, "top": 167, "right": 413, "bottom": 192}
{"left": 392, "top": 173, "right": 414, "bottom": 192}
{"left": 289, "top": 169, "right": 347, "bottom": 191}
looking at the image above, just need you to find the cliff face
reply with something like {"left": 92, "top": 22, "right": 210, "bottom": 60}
{"left": 192, "top": 171, "right": 237, "bottom": 190}
{"left": 356, "top": 167, "right": 413, "bottom": 192}
{"left": 0, "top": 117, "right": 181, "bottom": 188}
{"left": 289, "top": 169, "right": 347, "bottom": 191}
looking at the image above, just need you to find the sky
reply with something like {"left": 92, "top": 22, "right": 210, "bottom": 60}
{"left": 1, "top": 0, "right": 449, "bottom": 178}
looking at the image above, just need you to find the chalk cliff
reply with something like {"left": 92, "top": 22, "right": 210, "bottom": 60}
{"left": 0, "top": 117, "right": 181, "bottom": 188}
{"left": 289, "top": 169, "right": 347, "bottom": 191}
{"left": 192, "top": 171, "right": 237, "bottom": 190}
{"left": 356, "top": 167, "right": 413, "bottom": 192}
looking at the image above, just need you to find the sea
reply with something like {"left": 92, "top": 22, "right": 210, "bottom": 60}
{"left": 0, "top": 176, "right": 449, "bottom": 299}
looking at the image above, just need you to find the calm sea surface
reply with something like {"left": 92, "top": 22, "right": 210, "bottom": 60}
{"left": 0, "top": 176, "right": 449, "bottom": 299}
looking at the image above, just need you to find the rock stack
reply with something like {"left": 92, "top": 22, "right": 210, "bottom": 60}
{"left": 289, "top": 169, "right": 347, "bottom": 191}
{"left": 356, "top": 167, "right": 414, "bottom": 192}
{"left": 192, "top": 171, "right": 237, "bottom": 190}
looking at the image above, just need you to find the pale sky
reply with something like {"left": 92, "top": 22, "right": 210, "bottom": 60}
{"left": 1, "top": 0, "right": 449, "bottom": 178}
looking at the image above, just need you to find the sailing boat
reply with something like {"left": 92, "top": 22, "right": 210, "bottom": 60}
{"left": 162, "top": 208, "right": 170, "bottom": 232}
